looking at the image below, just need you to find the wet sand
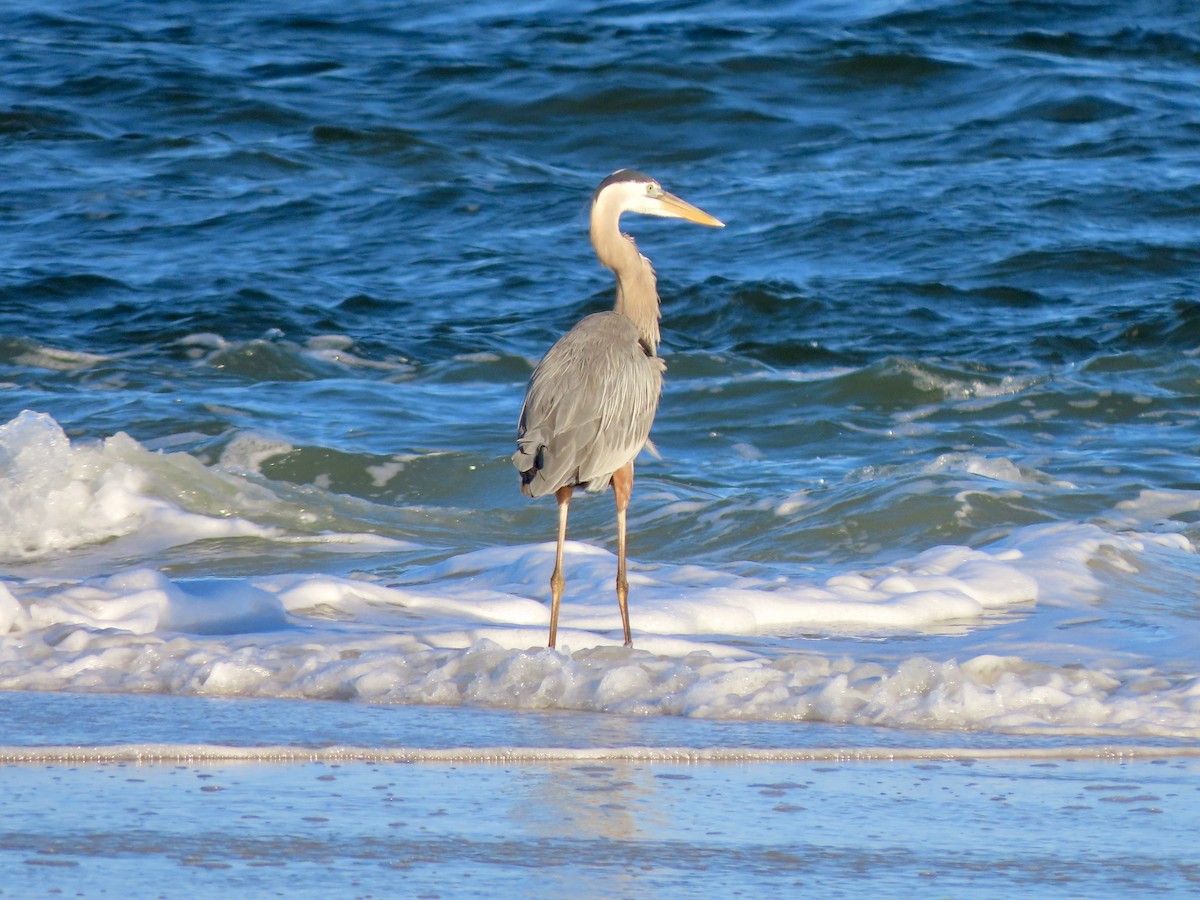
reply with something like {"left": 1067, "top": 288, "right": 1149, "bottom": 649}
{"left": 1, "top": 693, "right": 1198, "bottom": 898}
{"left": 4, "top": 755, "right": 1198, "bottom": 898}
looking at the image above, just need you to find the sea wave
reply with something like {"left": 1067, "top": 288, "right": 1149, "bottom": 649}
{"left": 3, "top": 598, "right": 1200, "bottom": 737}
{"left": 0, "top": 411, "right": 408, "bottom": 569}
{"left": 2, "top": 497, "right": 1197, "bottom": 737}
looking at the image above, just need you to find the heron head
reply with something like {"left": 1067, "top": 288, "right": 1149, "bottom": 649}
{"left": 594, "top": 169, "right": 724, "bottom": 228}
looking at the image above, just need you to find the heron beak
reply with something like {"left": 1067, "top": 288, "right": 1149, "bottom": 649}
{"left": 656, "top": 191, "right": 725, "bottom": 228}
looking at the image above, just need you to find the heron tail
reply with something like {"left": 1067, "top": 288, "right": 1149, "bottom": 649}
{"left": 513, "top": 437, "right": 547, "bottom": 498}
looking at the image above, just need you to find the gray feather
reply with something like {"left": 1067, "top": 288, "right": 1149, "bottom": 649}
{"left": 514, "top": 311, "right": 664, "bottom": 498}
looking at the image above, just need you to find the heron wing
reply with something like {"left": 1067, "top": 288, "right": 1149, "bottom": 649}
{"left": 515, "top": 312, "right": 664, "bottom": 498}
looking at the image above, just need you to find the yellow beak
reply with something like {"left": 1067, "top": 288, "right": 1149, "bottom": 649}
{"left": 656, "top": 190, "right": 725, "bottom": 228}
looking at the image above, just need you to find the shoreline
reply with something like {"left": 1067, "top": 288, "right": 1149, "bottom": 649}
{"left": 2, "top": 741, "right": 1199, "bottom": 764}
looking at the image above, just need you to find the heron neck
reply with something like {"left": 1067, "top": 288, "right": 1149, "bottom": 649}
{"left": 592, "top": 224, "right": 661, "bottom": 356}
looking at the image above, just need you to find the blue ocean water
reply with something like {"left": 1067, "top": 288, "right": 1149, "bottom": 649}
{"left": 2, "top": 0, "right": 1200, "bottom": 892}
{"left": 4, "top": 0, "right": 1200, "bottom": 724}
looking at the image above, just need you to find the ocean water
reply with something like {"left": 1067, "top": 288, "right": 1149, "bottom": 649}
{"left": 3, "top": 0, "right": 1200, "bottom": 894}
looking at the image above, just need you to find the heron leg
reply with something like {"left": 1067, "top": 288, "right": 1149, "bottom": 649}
{"left": 611, "top": 461, "right": 634, "bottom": 647}
{"left": 548, "top": 485, "right": 573, "bottom": 649}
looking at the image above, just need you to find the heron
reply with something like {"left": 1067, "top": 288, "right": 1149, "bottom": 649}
{"left": 513, "top": 169, "right": 724, "bottom": 649}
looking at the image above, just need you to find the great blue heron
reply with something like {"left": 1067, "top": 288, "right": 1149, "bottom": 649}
{"left": 513, "top": 169, "right": 724, "bottom": 649}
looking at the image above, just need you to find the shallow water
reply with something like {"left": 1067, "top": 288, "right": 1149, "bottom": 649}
{"left": 2, "top": 0, "right": 1200, "bottom": 892}
{"left": 2, "top": 693, "right": 1199, "bottom": 898}
{"left": 6, "top": 753, "right": 1199, "bottom": 899}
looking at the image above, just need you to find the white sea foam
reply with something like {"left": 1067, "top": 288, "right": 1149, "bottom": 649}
{"left": 18, "top": 569, "right": 287, "bottom": 636}
{"left": 921, "top": 452, "right": 1075, "bottom": 487}
{"left": 846, "top": 452, "right": 1072, "bottom": 488}
{"left": 1107, "top": 488, "right": 1200, "bottom": 531}
{"left": 0, "top": 411, "right": 273, "bottom": 561}
{"left": 2, "top": 508, "right": 1198, "bottom": 736}
{"left": 1, "top": 412, "right": 1198, "bottom": 738}
{"left": 12, "top": 342, "right": 109, "bottom": 371}
{"left": 892, "top": 358, "right": 1040, "bottom": 402}
{"left": 389, "top": 538, "right": 1038, "bottom": 636}
{"left": 2, "top": 604, "right": 1199, "bottom": 736}
{"left": 216, "top": 431, "right": 295, "bottom": 474}
{"left": 176, "top": 332, "right": 411, "bottom": 373}
{"left": 0, "top": 411, "right": 405, "bottom": 566}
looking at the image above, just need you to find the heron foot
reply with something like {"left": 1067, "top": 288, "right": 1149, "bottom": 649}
{"left": 615, "top": 574, "right": 632, "bottom": 648}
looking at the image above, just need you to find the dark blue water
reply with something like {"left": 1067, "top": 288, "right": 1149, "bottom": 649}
{"left": 3, "top": 0, "right": 1200, "bottom": 722}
